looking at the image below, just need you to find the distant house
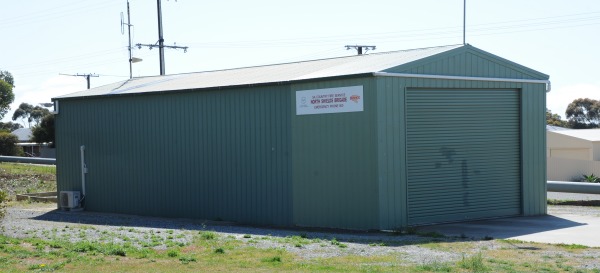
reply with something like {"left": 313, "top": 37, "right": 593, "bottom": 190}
{"left": 546, "top": 125, "right": 568, "bottom": 132}
{"left": 10, "top": 128, "right": 55, "bottom": 158}
{"left": 547, "top": 129, "right": 600, "bottom": 161}
{"left": 547, "top": 128, "right": 600, "bottom": 181}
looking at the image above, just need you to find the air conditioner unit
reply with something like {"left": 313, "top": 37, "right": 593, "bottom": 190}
{"left": 60, "top": 191, "right": 81, "bottom": 209}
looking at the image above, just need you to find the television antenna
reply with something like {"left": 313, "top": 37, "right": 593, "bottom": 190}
{"left": 121, "top": 0, "right": 142, "bottom": 79}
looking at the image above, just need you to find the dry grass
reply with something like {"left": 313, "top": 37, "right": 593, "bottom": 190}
{"left": 0, "top": 163, "right": 56, "bottom": 197}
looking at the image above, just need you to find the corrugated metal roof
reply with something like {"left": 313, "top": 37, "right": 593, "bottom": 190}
{"left": 55, "top": 44, "right": 463, "bottom": 99}
{"left": 550, "top": 128, "right": 600, "bottom": 141}
{"left": 11, "top": 128, "right": 31, "bottom": 142}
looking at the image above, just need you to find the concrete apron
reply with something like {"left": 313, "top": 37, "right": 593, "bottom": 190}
{"left": 416, "top": 213, "right": 600, "bottom": 247}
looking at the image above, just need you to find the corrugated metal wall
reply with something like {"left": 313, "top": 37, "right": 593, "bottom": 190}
{"left": 385, "top": 47, "right": 547, "bottom": 80}
{"left": 376, "top": 77, "right": 406, "bottom": 229}
{"left": 291, "top": 78, "right": 379, "bottom": 230}
{"left": 521, "top": 83, "right": 547, "bottom": 216}
{"left": 56, "top": 85, "right": 293, "bottom": 226}
{"left": 55, "top": 46, "right": 548, "bottom": 230}
{"left": 375, "top": 77, "right": 547, "bottom": 229}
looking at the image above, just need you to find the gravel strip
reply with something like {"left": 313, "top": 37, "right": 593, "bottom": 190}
{"left": 0, "top": 203, "right": 469, "bottom": 263}
{"left": 548, "top": 192, "right": 600, "bottom": 201}
{"left": 2, "top": 202, "right": 600, "bottom": 268}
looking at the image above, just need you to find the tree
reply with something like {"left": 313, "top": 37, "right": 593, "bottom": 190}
{"left": 565, "top": 98, "right": 600, "bottom": 129}
{"left": 0, "top": 121, "right": 22, "bottom": 132}
{"left": 546, "top": 109, "right": 567, "bottom": 127}
{"left": 0, "top": 69, "right": 15, "bottom": 120}
{"left": 31, "top": 114, "right": 54, "bottom": 147}
{"left": 0, "top": 132, "right": 22, "bottom": 156}
{"left": 0, "top": 70, "right": 14, "bottom": 87}
{"left": 12, "top": 103, "right": 50, "bottom": 128}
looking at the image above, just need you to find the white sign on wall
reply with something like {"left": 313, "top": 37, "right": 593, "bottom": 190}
{"left": 296, "top": 86, "right": 363, "bottom": 115}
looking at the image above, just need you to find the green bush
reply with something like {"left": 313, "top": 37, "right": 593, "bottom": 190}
{"left": 581, "top": 174, "right": 600, "bottom": 183}
{"left": 0, "top": 132, "right": 21, "bottom": 156}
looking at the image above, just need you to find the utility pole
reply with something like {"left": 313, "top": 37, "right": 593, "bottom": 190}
{"left": 157, "top": 0, "right": 165, "bottom": 75}
{"left": 59, "top": 73, "right": 99, "bottom": 89}
{"left": 136, "top": 0, "right": 188, "bottom": 75}
{"left": 345, "top": 45, "right": 376, "bottom": 55}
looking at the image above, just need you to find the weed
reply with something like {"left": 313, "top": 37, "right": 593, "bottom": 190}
{"left": 214, "top": 247, "right": 225, "bottom": 254}
{"left": 330, "top": 238, "right": 347, "bottom": 248}
{"left": 199, "top": 231, "right": 217, "bottom": 240}
{"left": 243, "top": 234, "right": 252, "bottom": 239}
{"left": 483, "top": 235, "right": 494, "bottom": 241}
{"left": 71, "top": 241, "right": 98, "bottom": 253}
{"left": 262, "top": 256, "right": 282, "bottom": 263}
{"left": 179, "top": 255, "right": 197, "bottom": 264}
{"left": 457, "top": 252, "right": 487, "bottom": 272}
{"left": 581, "top": 173, "right": 600, "bottom": 183}
{"left": 167, "top": 249, "right": 179, "bottom": 257}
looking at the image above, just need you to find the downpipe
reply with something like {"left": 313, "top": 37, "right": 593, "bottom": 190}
{"left": 80, "top": 145, "right": 88, "bottom": 206}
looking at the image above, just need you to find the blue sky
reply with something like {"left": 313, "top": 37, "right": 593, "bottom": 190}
{"left": 1, "top": 0, "right": 599, "bottom": 124}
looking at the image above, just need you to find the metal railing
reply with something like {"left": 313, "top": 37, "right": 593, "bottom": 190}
{"left": 548, "top": 181, "right": 600, "bottom": 194}
{"left": 0, "top": 156, "right": 55, "bottom": 165}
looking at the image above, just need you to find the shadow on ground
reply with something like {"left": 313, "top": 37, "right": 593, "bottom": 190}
{"left": 416, "top": 214, "right": 588, "bottom": 244}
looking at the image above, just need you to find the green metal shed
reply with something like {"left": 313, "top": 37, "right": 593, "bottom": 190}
{"left": 53, "top": 44, "right": 549, "bottom": 230}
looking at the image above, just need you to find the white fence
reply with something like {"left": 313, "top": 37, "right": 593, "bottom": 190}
{"left": 547, "top": 157, "right": 600, "bottom": 181}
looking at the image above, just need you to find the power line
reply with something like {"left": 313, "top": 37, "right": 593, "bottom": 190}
{"left": 183, "top": 12, "right": 600, "bottom": 48}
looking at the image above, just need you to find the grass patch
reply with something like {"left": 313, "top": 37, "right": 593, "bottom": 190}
{"left": 555, "top": 243, "right": 589, "bottom": 249}
{"left": 548, "top": 199, "right": 600, "bottom": 206}
{"left": 2, "top": 231, "right": 600, "bottom": 272}
{"left": 415, "top": 260, "right": 453, "bottom": 272}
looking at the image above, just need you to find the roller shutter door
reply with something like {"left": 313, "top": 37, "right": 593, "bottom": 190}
{"left": 406, "top": 89, "right": 521, "bottom": 225}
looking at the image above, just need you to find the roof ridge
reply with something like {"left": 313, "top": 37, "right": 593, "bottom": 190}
{"left": 130, "top": 44, "right": 465, "bottom": 78}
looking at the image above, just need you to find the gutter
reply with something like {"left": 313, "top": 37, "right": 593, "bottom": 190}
{"left": 373, "top": 72, "right": 551, "bottom": 92}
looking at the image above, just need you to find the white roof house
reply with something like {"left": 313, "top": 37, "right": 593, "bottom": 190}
{"left": 11, "top": 128, "right": 32, "bottom": 143}
{"left": 547, "top": 129, "right": 600, "bottom": 161}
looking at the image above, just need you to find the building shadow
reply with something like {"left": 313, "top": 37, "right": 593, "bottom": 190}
{"left": 415, "top": 215, "right": 586, "bottom": 240}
